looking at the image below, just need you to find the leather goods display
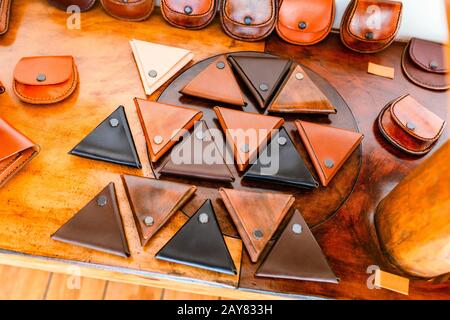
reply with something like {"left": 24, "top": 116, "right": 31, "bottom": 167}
{"left": 214, "top": 107, "right": 284, "bottom": 172}
{"left": 0, "top": 0, "right": 12, "bottom": 35}
{"left": 13, "top": 56, "right": 79, "bottom": 104}
{"left": 296, "top": 120, "right": 363, "bottom": 187}
{"left": 130, "top": 39, "right": 194, "bottom": 96}
{"left": 48, "top": 0, "right": 97, "bottom": 12}
{"left": 340, "top": 0, "right": 403, "bottom": 53}
{"left": 0, "top": 117, "right": 40, "bottom": 188}
{"left": 269, "top": 64, "right": 336, "bottom": 114}
{"left": 256, "top": 210, "right": 339, "bottom": 283}
{"left": 51, "top": 182, "right": 130, "bottom": 257}
{"left": 0, "top": 80, "right": 5, "bottom": 94}
{"left": 180, "top": 56, "right": 245, "bottom": 107}
{"left": 156, "top": 199, "right": 237, "bottom": 275}
{"left": 134, "top": 98, "right": 203, "bottom": 162}
{"left": 219, "top": 188, "right": 294, "bottom": 263}
{"left": 121, "top": 174, "right": 196, "bottom": 246}
{"left": 228, "top": 55, "right": 292, "bottom": 109}
{"left": 402, "top": 38, "right": 449, "bottom": 91}
{"left": 70, "top": 106, "right": 141, "bottom": 168}
{"left": 244, "top": 127, "right": 318, "bottom": 189}
{"left": 220, "top": 0, "right": 277, "bottom": 42}
{"left": 276, "top": 0, "right": 335, "bottom": 46}
{"left": 159, "top": 121, "right": 235, "bottom": 182}
{"left": 377, "top": 94, "right": 445, "bottom": 155}
{"left": 100, "top": 0, "right": 154, "bottom": 21}
{"left": 161, "top": 0, "right": 217, "bottom": 30}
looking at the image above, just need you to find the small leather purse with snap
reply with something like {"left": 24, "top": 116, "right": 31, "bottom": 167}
{"left": 340, "top": 0, "right": 402, "bottom": 53}
{"left": 100, "top": 0, "right": 154, "bottom": 21}
{"left": 13, "top": 56, "right": 79, "bottom": 104}
{"left": 220, "top": 0, "right": 277, "bottom": 42}
{"left": 161, "top": 0, "right": 217, "bottom": 30}
{"left": 48, "top": 0, "right": 97, "bottom": 12}
{"left": 276, "top": 0, "right": 335, "bottom": 46}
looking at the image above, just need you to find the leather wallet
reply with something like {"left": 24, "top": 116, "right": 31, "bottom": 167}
{"left": 160, "top": 121, "right": 235, "bottom": 182}
{"left": 269, "top": 64, "right": 336, "bottom": 114}
{"left": 220, "top": 0, "right": 277, "bottom": 42}
{"left": 156, "top": 199, "right": 237, "bottom": 275}
{"left": 296, "top": 120, "right": 363, "bottom": 187}
{"left": 377, "top": 94, "right": 445, "bottom": 155}
{"left": 0, "top": 0, "right": 12, "bottom": 35}
{"left": 276, "top": 0, "right": 335, "bottom": 46}
{"left": 219, "top": 187, "right": 294, "bottom": 263}
{"left": 180, "top": 55, "right": 245, "bottom": 106}
{"left": 130, "top": 39, "right": 194, "bottom": 96}
{"left": 402, "top": 38, "right": 449, "bottom": 91}
{"left": 214, "top": 106, "right": 284, "bottom": 172}
{"left": 49, "top": 0, "right": 97, "bottom": 12}
{"left": 228, "top": 54, "right": 292, "bottom": 109}
{"left": 100, "top": 0, "right": 154, "bottom": 21}
{"left": 135, "top": 98, "right": 203, "bottom": 162}
{"left": 0, "top": 117, "right": 40, "bottom": 188}
{"left": 13, "top": 56, "right": 79, "bottom": 104}
{"left": 340, "top": 0, "right": 402, "bottom": 53}
{"left": 161, "top": 0, "right": 217, "bottom": 30}
{"left": 122, "top": 174, "right": 196, "bottom": 246}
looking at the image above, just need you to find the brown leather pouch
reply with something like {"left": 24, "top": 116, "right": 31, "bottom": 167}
{"left": 0, "top": 0, "right": 12, "bottom": 35}
{"left": 161, "top": 0, "right": 217, "bottom": 30}
{"left": 340, "top": 0, "right": 402, "bottom": 53}
{"left": 377, "top": 94, "right": 446, "bottom": 155}
{"left": 0, "top": 117, "right": 40, "bottom": 188}
{"left": 13, "top": 56, "right": 79, "bottom": 105}
{"left": 48, "top": 0, "right": 97, "bottom": 12}
{"left": 402, "top": 38, "right": 449, "bottom": 91}
{"left": 100, "top": 0, "right": 154, "bottom": 21}
{"left": 220, "top": 0, "right": 277, "bottom": 42}
{"left": 276, "top": 0, "right": 335, "bottom": 45}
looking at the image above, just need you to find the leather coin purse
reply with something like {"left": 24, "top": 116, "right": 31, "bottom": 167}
{"left": 220, "top": 0, "right": 277, "bottom": 42}
{"left": 276, "top": 0, "right": 335, "bottom": 46}
{"left": 377, "top": 94, "right": 445, "bottom": 155}
{"left": 0, "top": 0, "right": 12, "bottom": 35}
{"left": 161, "top": 0, "right": 217, "bottom": 30}
{"left": 402, "top": 38, "right": 449, "bottom": 91}
{"left": 340, "top": 0, "right": 402, "bottom": 53}
{"left": 48, "top": 0, "right": 97, "bottom": 12}
{"left": 0, "top": 117, "right": 40, "bottom": 188}
{"left": 100, "top": 0, "right": 154, "bottom": 21}
{"left": 13, "top": 56, "right": 79, "bottom": 105}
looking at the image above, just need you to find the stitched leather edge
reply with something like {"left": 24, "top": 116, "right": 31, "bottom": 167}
{"left": 0, "top": 146, "right": 40, "bottom": 187}
{"left": 223, "top": 0, "right": 275, "bottom": 27}
{"left": 162, "top": 0, "right": 214, "bottom": 17}
{"left": 409, "top": 38, "right": 448, "bottom": 74}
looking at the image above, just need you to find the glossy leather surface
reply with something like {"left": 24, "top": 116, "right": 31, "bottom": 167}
{"left": 49, "top": 0, "right": 97, "bottom": 12}
{"left": 100, "top": 0, "right": 154, "bottom": 21}
{"left": 51, "top": 182, "right": 130, "bottom": 257}
{"left": 156, "top": 199, "right": 237, "bottom": 275}
{"left": 70, "top": 106, "right": 142, "bottom": 168}
{"left": 0, "top": 0, "right": 12, "bottom": 35}
{"left": 161, "top": 0, "right": 217, "bottom": 29}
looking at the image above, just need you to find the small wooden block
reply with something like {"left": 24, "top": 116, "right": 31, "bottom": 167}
{"left": 375, "top": 269, "right": 410, "bottom": 295}
{"left": 368, "top": 62, "right": 395, "bottom": 79}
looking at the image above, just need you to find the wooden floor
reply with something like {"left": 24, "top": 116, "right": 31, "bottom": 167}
{"left": 0, "top": 264, "right": 223, "bottom": 300}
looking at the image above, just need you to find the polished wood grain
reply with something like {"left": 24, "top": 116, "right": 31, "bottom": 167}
{"left": 45, "top": 273, "right": 107, "bottom": 300}
{"left": 0, "top": 265, "right": 50, "bottom": 300}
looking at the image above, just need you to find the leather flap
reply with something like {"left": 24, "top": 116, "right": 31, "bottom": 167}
{"left": 391, "top": 95, "right": 445, "bottom": 142}
{"left": 163, "top": 0, "right": 214, "bottom": 16}
{"left": 223, "top": 0, "right": 275, "bottom": 27}
{"left": 409, "top": 38, "right": 448, "bottom": 74}
{"left": 13, "top": 56, "right": 74, "bottom": 86}
{"left": 348, "top": 0, "right": 402, "bottom": 41}
{"left": 278, "top": 0, "right": 333, "bottom": 34}
{"left": 0, "top": 117, "right": 36, "bottom": 162}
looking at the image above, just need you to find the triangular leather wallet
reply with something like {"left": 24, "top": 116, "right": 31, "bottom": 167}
{"left": 70, "top": 106, "right": 141, "bottom": 168}
{"left": 135, "top": 98, "right": 203, "bottom": 162}
{"left": 219, "top": 188, "right": 294, "bottom": 263}
{"left": 156, "top": 199, "right": 237, "bottom": 275}
{"left": 51, "top": 182, "right": 130, "bottom": 257}
{"left": 256, "top": 210, "right": 339, "bottom": 283}
{"left": 121, "top": 174, "right": 196, "bottom": 246}
{"left": 295, "top": 120, "right": 363, "bottom": 187}
{"left": 0, "top": 117, "right": 40, "bottom": 188}
{"left": 130, "top": 39, "right": 194, "bottom": 96}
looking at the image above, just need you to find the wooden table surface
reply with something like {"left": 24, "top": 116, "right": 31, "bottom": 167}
{"left": 0, "top": 0, "right": 448, "bottom": 300}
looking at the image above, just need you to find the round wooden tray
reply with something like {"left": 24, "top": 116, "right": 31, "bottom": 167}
{"left": 156, "top": 51, "right": 362, "bottom": 237}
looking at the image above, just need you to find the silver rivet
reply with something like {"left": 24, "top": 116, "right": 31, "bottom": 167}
{"left": 406, "top": 122, "right": 416, "bottom": 130}
{"left": 244, "top": 16, "right": 252, "bottom": 25}
{"left": 429, "top": 61, "right": 438, "bottom": 70}
{"left": 295, "top": 72, "right": 304, "bottom": 80}
{"left": 253, "top": 229, "right": 263, "bottom": 239}
{"left": 153, "top": 135, "right": 163, "bottom": 145}
{"left": 216, "top": 61, "right": 225, "bottom": 69}
{"left": 184, "top": 6, "right": 193, "bottom": 14}
{"left": 240, "top": 143, "right": 250, "bottom": 153}
{"left": 298, "top": 21, "right": 307, "bottom": 29}
{"left": 148, "top": 70, "right": 158, "bottom": 78}
{"left": 259, "top": 83, "right": 269, "bottom": 92}
{"left": 144, "top": 216, "right": 154, "bottom": 227}
{"left": 97, "top": 195, "right": 107, "bottom": 207}
{"left": 199, "top": 213, "right": 209, "bottom": 224}
{"left": 292, "top": 223, "right": 302, "bottom": 234}
{"left": 109, "top": 118, "right": 119, "bottom": 127}
{"left": 277, "top": 136, "right": 287, "bottom": 146}
{"left": 36, "top": 73, "right": 46, "bottom": 82}
{"left": 324, "top": 159, "right": 334, "bottom": 169}
{"left": 195, "top": 131, "right": 205, "bottom": 140}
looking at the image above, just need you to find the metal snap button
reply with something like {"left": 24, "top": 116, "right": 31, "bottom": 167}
{"left": 240, "top": 143, "right": 250, "bottom": 153}
{"left": 36, "top": 73, "right": 46, "bottom": 82}
{"left": 153, "top": 135, "right": 163, "bottom": 145}
{"left": 292, "top": 223, "right": 302, "bottom": 234}
{"left": 244, "top": 16, "right": 253, "bottom": 25}
{"left": 365, "top": 31, "right": 374, "bottom": 40}
{"left": 195, "top": 130, "right": 205, "bottom": 140}
{"left": 97, "top": 195, "right": 107, "bottom": 207}
{"left": 277, "top": 136, "right": 287, "bottom": 146}
{"left": 199, "top": 213, "right": 209, "bottom": 224}
{"left": 216, "top": 61, "right": 225, "bottom": 70}
{"left": 295, "top": 72, "right": 304, "bottom": 80}
{"left": 148, "top": 70, "right": 158, "bottom": 78}
{"left": 429, "top": 61, "right": 439, "bottom": 70}
{"left": 259, "top": 83, "right": 269, "bottom": 92}
{"left": 298, "top": 21, "right": 307, "bottom": 29}
{"left": 406, "top": 122, "right": 416, "bottom": 130}
{"left": 144, "top": 216, "right": 154, "bottom": 227}
{"left": 253, "top": 229, "right": 263, "bottom": 239}
{"left": 184, "top": 6, "right": 193, "bottom": 14}
{"left": 109, "top": 118, "right": 119, "bottom": 127}
{"left": 324, "top": 158, "right": 334, "bottom": 169}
